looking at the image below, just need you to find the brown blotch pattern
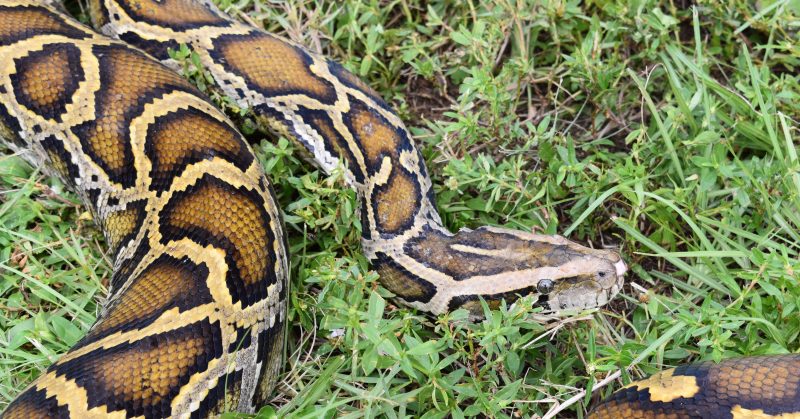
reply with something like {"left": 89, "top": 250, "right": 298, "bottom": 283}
{"left": 372, "top": 167, "right": 419, "bottom": 234}
{"left": 446, "top": 284, "right": 537, "bottom": 313}
{"left": 374, "top": 254, "right": 435, "bottom": 303}
{"left": 11, "top": 43, "right": 83, "bottom": 121}
{"left": 74, "top": 44, "right": 195, "bottom": 186}
{"left": 198, "top": 369, "right": 243, "bottom": 415}
{"left": 54, "top": 320, "right": 222, "bottom": 418}
{"left": 145, "top": 107, "right": 251, "bottom": 192}
{"left": 115, "top": 0, "right": 228, "bottom": 29}
{"left": 210, "top": 32, "right": 336, "bottom": 103}
{"left": 253, "top": 321, "right": 285, "bottom": 407}
{"left": 300, "top": 106, "right": 365, "bottom": 182}
{"left": 86, "top": 0, "right": 109, "bottom": 27}
{"left": 0, "top": 5, "right": 89, "bottom": 45}
{"left": 2, "top": 387, "right": 70, "bottom": 419}
{"left": 118, "top": 31, "right": 180, "bottom": 61}
{"left": 309, "top": 112, "right": 346, "bottom": 157}
{"left": 456, "top": 299, "right": 502, "bottom": 314}
{"left": 45, "top": 148, "right": 72, "bottom": 180}
{"left": 377, "top": 263, "right": 423, "bottom": 300}
{"left": 84, "top": 255, "right": 212, "bottom": 343}
{"left": 101, "top": 200, "right": 146, "bottom": 254}
{"left": 405, "top": 228, "right": 507, "bottom": 280}
{"left": 347, "top": 99, "right": 405, "bottom": 171}
{"left": 0, "top": 103, "right": 21, "bottom": 143}
{"left": 590, "top": 355, "right": 800, "bottom": 419}
{"left": 40, "top": 135, "right": 80, "bottom": 184}
{"left": 160, "top": 176, "right": 270, "bottom": 289}
{"left": 328, "top": 60, "right": 388, "bottom": 110}
{"left": 108, "top": 237, "right": 151, "bottom": 294}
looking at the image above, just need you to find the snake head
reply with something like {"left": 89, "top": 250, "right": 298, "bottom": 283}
{"left": 388, "top": 225, "right": 626, "bottom": 315}
{"left": 472, "top": 226, "right": 627, "bottom": 313}
{"left": 532, "top": 234, "right": 628, "bottom": 312}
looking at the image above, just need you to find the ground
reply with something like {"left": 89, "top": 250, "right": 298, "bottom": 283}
{"left": 0, "top": 0, "right": 799, "bottom": 418}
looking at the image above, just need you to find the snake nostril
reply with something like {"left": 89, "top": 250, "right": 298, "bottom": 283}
{"left": 598, "top": 271, "right": 606, "bottom": 278}
{"left": 537, "top": 279, "right": 554, "bottom": 294}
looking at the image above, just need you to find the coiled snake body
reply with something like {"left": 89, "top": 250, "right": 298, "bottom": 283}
{"left": 0, "top": 1, "right": 796, "bottom": 418}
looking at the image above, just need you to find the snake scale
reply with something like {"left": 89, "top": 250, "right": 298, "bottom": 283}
{"left": 0, "top": 1, "right": 796, "bottom": 418}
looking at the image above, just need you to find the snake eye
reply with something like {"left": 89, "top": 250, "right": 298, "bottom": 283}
{"left": 537, "top": 279, "right": 554, "bottom": 294}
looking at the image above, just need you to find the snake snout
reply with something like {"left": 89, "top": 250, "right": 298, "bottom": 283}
{"left": 542, "top": 250, "right": 627, "bottom": 312}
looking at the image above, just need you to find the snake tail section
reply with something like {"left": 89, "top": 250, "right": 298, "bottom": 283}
{"left": 590, "top": 355, "right": 800, "bottom": 418}
{"left": 0, "top": 2, "right": 288, "bottom": 417}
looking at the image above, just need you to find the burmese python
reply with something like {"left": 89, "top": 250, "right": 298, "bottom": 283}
{"left": 0, "top": 1, "right": 795, "bottom": 418}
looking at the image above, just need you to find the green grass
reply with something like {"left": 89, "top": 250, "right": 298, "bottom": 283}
{"left": 1, "top": 0, "right": 799, "bottom": 417}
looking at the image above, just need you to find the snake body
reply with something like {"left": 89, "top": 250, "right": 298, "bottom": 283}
{"left": 85, "top": 0, "right": 628, "bottom": 316}
{"left": 1, "top": 2, "right": 289, "bottom": 416}
{"left": 0, "top": 1, "right": 796, "bottom": 418}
